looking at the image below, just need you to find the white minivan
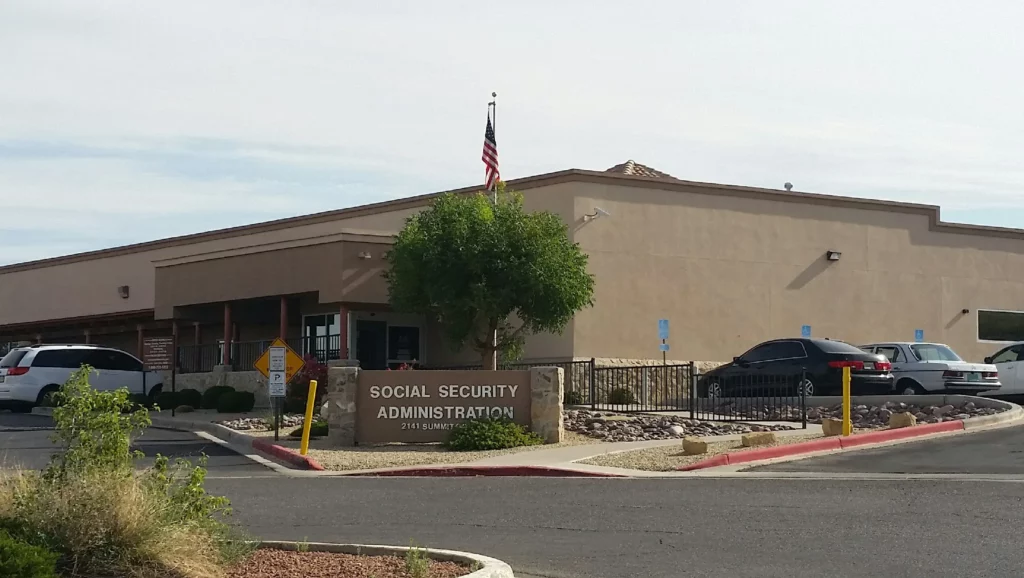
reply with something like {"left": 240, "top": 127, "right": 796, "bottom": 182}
{"left": 0, "top": 344, "right": 163, "bottom": 411}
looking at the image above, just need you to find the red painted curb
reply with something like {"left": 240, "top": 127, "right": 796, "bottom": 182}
{"left": 346, "top": 465, "right": 627, "bottom": 478}
{"left": 676, "top": 454, "right": 731, "bottom": 472}
{"left": 725, "top": 437, "right": 843, "bottom": 466}
{"left": 837, "top": 419, "right": 963, "bottom": 449}
{"left": 676, "top": 421, "right": 967, "bottom": 471}
{"left": 251, "top": 438, "right": 325, "bottom": 471}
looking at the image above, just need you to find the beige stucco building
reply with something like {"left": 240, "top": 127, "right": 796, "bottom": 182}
{"left": 3, "top": 160, "right": 1024, "bottom": 373}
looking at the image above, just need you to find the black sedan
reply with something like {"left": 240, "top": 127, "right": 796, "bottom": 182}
{"left": 697, "top": 338, "right": 894, "bottom": 398}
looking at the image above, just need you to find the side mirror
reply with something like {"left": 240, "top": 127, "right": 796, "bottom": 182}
{"left": 984, "top": 356, "right": 993, "bottom": 364}
{"left": 733, "top": 356, "right": 741, "bottom": 364}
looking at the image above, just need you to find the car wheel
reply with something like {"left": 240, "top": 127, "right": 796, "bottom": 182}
{"left": 35, "top": 385, "right": 59, "bottom": 407}
{"left": 147, "top": 384, "right": 163, "bottom": 403}
{"left": 705, "top": 381, "right": 723, "bottom": 399}
{"left": 798, "top": 378, "right": 815, "bottom": 397}
{"left": 896, "top": 380, "right": 926, "bottom": 396}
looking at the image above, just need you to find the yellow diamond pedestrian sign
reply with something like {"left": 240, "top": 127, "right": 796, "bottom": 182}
{"left": 254, "top": 338, "right": 305, "bottom": 382}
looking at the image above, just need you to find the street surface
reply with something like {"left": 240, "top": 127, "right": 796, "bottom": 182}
{"left": 753, "top": 426, "right": 1024, "bottom": 474}
{"left": 0, "top": 413, "right": 267, "bottom": 474}
{"left": 209, "top": 476, "right": 1024, "bottom": 578}
{"left": 6, "top": 412, "right": 1024, "bottom": 577}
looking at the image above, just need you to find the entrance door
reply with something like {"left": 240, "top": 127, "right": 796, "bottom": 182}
{"left": 355, "top": 320, "right": 388, "bottom": 370}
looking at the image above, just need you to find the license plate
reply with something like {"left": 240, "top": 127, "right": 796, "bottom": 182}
{"left": 967, "top": 372, "right": 980, "bottom": 382}
{"left": 863, "top": 362, "right": 874, "bottom": 370}
{"left": 0, "top": 375, "right": 4, "bottom": 383}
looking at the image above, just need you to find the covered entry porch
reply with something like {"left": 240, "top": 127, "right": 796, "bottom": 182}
{"left": 170, "top": 296, "right": 426, "bottom": 373}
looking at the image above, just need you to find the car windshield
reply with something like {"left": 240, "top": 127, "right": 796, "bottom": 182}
{"left": 0, "top": 349, "right": 28, "bottom": 368}
{"left": 910, "top": 344, "right": 962, "bottom": 362}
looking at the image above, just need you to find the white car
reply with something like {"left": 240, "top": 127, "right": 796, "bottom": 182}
{"left": 983, "top": 342, "right": 1024, "bottom": 396}
{"left": 0, "top": 344, "right": 163, "bottom": 412}
{"left": 859, "top": 342, "right": 1000, "bottom": 395}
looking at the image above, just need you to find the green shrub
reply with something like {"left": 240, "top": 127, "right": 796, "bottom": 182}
{"left": 200, "top": 386, "right": 235, "bottom": 410}
{"left": 606, "top": 387, "right": 637, "bottom": 405}
{"left": 446, "top": 418, "right": 544, "bottom": 451}
{"left": 155, "top": 391, "right": 179, "bottom": 410}
{"left": 125, "top": 393, "right": 152, "bottom": 412}
{"left": 287, "top": 419, "right": 328, "bottom": 438}
{"left": 283, "top": 397, "right": 307, "bottom": 415}
{"left": 177, "top": 389, "right": 202, "bottom": 408}
{"left": 175, "top": 405, "right": 195, "bottom": 413}
{"left": 235, "top": 391, "right": 255, "bottom": 412}
{"left": 0, "top": 530, "right": 58, "bottom": 578}
{"left": 563, "top": 390, "right": 584, "bottom": 405}
{"left": 0, "top": 366, "right": 253, "bottom": 578}
{"left": 215, "top": 391, "right": 256, "bottom": 413}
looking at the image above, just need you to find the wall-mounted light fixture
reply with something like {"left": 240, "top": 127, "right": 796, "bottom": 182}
{"left": 962, "top": 308, "right": 970, "bottom": 315}
{"left": 357, "top": 251, "right": 372, "bottom": 260}
{"left": 825, "top": 250, "right": 842, "bottom": 261}
{"left": 117, "top": 285, "right": 130, "bottom": 299}
{"left": 582, "top": 207, "right": 611, "bottom": 223}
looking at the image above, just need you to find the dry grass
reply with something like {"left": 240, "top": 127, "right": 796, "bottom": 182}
{"left": 0, "top": 469, "right": 231, "bottom": 578}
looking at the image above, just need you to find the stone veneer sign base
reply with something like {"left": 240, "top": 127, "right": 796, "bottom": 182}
{"left": 324, "top": 366, "right": 564, "bottom": 447}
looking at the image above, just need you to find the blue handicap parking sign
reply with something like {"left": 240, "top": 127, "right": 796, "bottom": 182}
{"left": 658, "top": 319, "right": 669, "bottom": 340}
{"left": 801, "top": 325, "right": 811, "bottom": 338}
{"left": 914, "top": 329, "right": 924, "bottom": 342}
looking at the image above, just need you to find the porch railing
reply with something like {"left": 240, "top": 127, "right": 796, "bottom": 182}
{"left": 176, "top": 335, "right": 344, "bottom": 373}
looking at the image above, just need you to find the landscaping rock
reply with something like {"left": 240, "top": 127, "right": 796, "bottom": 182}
{"left": 888, "top": 412, "right": 917, "bottom": 429}
{"left": 682, "top": 437, "right": 708, "bottom": 455}
{"left": 562, "top": 409, "right": 795, "bottom": 442}
{"left": 821, "top": 418, "right": 844, "bottom": 437}
{"left": 741, "top": 431, "right": 777, "bottom": 447}
{"left": 706, "top": 400, "right": 1006, "bottom": 429}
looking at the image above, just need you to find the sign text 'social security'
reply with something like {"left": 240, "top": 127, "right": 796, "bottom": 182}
{"left": 370, "top": 384, "right": 520, "bottom": 421}
{"left": 356, "top": 370, "right": 533, "bottom": 443}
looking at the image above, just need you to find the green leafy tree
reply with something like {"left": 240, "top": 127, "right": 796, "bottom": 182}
{"left": 385, "top": 185, "right": 595, "bottom": 368}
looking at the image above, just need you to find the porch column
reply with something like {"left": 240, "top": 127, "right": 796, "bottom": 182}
{"left": 83, "top": 329, "right": 91, "bottom": 344}
{"left": 279, "top": 296, "right": 288, "bottom": 339}
{"left": 222, "top": 303, "right": 232, "bottom": 366}
{"left": 339, "top": 305, "right": 349, "bottom": 360}
{"left": 136, "top": 324, "right": 144, "bottom": 358}
{"left": 193, "top": 322, "right": 201, "bottom": 345}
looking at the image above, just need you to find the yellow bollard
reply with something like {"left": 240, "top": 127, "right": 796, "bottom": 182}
{"left": 842, "top": 367, "right": 852, "bottom": 436}
{"left": 300, "top": 379, "right": 318, "bottom": 456}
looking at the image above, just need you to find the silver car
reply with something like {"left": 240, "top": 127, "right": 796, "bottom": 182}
{"left": 858, "top": 342, "right": 1001, "bottom": 395}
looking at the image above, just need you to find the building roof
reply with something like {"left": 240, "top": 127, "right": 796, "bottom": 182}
{"left": 3, "top": 163, "right": 1024, "bottom": 274}
{"left": 604, "top": 160, "right": 677, "bottom": 180}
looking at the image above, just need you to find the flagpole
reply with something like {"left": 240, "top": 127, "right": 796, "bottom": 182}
{"left": 488, "top": 92, "right": 498, "bottom": 370}
{"left": 488, "top": 92, "right": 497, "bottom": 205}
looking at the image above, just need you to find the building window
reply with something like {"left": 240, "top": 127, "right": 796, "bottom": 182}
{"left": 978, "top": 309, "right": 1024, "bottom": 342}
{"left": 302, "top": 314, "right": 341, "bottom": 361}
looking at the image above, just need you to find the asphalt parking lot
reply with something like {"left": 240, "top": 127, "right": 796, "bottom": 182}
{"left": 0, "top": 412, "right": 271, "bottom": 475}
{"left": 752, "top": 424, "right": 1024, "bottom": 474}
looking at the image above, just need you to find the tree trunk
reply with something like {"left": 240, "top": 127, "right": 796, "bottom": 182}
{"left": 482, "top": 320, "right": 498, "bottom": 370}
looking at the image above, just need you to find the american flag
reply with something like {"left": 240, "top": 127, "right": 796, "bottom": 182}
{"left": 482, "top": 114, "right": 499, "bottom": 191}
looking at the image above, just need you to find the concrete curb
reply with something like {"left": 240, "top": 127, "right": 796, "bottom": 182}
{"left": 961, "top": 403, "right": 1024, "bottom": 429}
{"left": 251, "top": 438, "right": 325, "bottom": 471}
{"left": 677, "top": 420, "right": 966, "bottom": 471}
{"left": 258, "top": 541, "right": 514, "bottom": 578}
{"left": 342, "top": 464, "right": 628, "bottom": 477}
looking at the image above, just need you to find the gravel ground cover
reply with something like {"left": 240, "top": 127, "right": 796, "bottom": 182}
{"left": 565, "top": 409, "right": 796, "bottom": 441}
{"left": 715, "top": 399, "right": 1005, "bottom": 425}
{"left": 227, "top": 548, "right": 468, "bottom": 578}
{"left": 577, "top": 432, "right": 827, "bottom": 471}
{"left": 273, "top": 431, "right": 599, "bottom": 471}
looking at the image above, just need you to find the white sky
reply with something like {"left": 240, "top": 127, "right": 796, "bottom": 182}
{"left": 2, "top": 0, "right": 1023, "bottom": 264}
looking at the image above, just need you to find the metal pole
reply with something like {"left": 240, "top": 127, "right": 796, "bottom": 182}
{"left": 489, "top": 92, "right": 497, "bottom": 205}
{"left": 487, "top": 92, "right": 498, "bottom": 369}
{"left": 171, "top": 322, "right": 178, "bottom": 418}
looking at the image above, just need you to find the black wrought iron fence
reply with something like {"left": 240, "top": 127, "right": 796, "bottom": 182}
{"left": 294, "top": 334, "right": 341, "bottom": 364}
{"left": 177, "top": 344, "right": 219, "bottom": 374}
{"left": 421, "top": 359, "right": 595, "bottom": 404}
{"left": 591, "top": 363, "right": 694, "bottom": 412}
{"left": 690, "top": 371, "right": 807, "bottom": 427}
